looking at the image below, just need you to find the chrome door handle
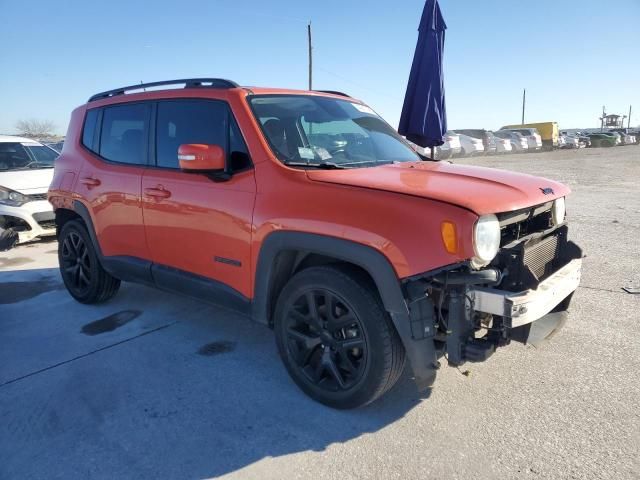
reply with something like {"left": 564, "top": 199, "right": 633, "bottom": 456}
{"left": 144, "top": 187, "right": 171, "bottom": 199}
{"left": 80, "top": 177, "right": 101, "bottom": 187}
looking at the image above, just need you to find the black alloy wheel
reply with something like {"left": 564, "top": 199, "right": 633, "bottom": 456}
{"left": 284, "top": 289, "right": 367, "bottom": 392}
{"left": 60, "top": 231, "right": 92, "bottom": 294}
{"left": 274, "top": 265, "right": 406, "bottom": 409}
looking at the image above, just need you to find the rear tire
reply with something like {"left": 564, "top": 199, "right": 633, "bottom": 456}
{"left": 58, "top": 220, "right": 120, "bottom": 304}
{"left": 274, "top": 265, "right": 405, "bottom": 409}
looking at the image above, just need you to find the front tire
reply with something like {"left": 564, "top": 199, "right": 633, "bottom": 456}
{"left": 58, "top": 220, "right": 120, "bottom": 304}
{"left": 274, "top": 265, "right": 406, "bottom": 409}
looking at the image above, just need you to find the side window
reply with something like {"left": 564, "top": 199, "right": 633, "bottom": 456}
{"left": 156, "top": 100, "right": 251, "bottom": 172}
{"left": 82, "top": 109, "right": 99, "bottom": 152}
{"left": 156, "top": 100, "right": 227, "bottom": 169}
{"left": 99, "top": 104, "right": 150, "bottom": 165}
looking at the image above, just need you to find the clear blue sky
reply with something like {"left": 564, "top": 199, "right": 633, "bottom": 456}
{"left": 1, "top": 0, "right": 638, "bottom": 136}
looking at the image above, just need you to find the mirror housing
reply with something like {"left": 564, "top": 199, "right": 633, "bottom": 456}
{"left": 178, "top": 144, "right": 226, "bottom": 171}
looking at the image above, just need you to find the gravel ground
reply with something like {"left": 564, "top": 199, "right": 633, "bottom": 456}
{"left": 1, "top": 146, "right": 638, "bottom": 480}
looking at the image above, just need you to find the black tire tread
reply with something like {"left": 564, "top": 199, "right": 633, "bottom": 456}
{"left": 337, "top": 265, "right": 406, "bottom": 402}
{"left": 59, "top": 220, "right": 120, "bottom": 304}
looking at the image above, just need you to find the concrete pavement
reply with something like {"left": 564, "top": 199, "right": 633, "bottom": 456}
{"left": 1, "top": 147, "right": 639, "bottom": 479}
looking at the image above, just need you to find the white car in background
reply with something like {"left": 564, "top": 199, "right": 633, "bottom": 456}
{"left": 562, "top": 131, "right": 589, "bottom": 148}
{"left": 408, "top": 133, "right": 462, "bottom": 160}
{"left": 558, "top": 135, "right": 567, "bottom": 148}
{"left": 559, "top": 134, "right": 580, "bottom": 149}
{"left": 452, "top": 132, "right": 485, "bottom": 156}
{"left": 0, "top": 135, "right": 58, "bottom": 243}
{"left": 501, "top": 128, "right": 542, "bottom": 151}
{"left": 611, "top": 129, "right": 638, "bottom": 145}
{"left": 494, "top": 130, "right": 528, "bottom": 153}
{"left": 618, "top": 132, "right": 636, "bottom": 145}
{"left": 436, "top": 132, "right": 462, "bottom": 159}
{"left": 489, "top": 132, "right": 513, "bottom": 153}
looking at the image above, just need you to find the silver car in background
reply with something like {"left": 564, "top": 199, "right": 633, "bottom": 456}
{"left": 494, "top": 130, "right": 529, "bottom": 153}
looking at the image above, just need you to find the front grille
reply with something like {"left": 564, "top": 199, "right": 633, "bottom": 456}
{"left": 37, "top": 220, "right": 56, "bottom": 230}
{"left": 523, "top": 234, "right": 559, "bottom": 279}
{"left": 26, "top": 193, "right": 48, "bottom": 201}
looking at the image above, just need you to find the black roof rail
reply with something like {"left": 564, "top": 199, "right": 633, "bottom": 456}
{"left": 88, "top": 78, "right": 240, "bottom": 102}
{"left": 315, "top": 90, "right": 351, "bottom": 98}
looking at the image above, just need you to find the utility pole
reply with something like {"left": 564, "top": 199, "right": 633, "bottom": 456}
{"left": 521, "top": 89, "right": 526, "bottom": 124}
{"left": 601, "top": 106, "right": 605, "bottom": 131}
{"left": 308, "top": 22, "right": 313, "bottom": 91}
{"left": 628, "top": 105, "right": 632, "bottom": 129}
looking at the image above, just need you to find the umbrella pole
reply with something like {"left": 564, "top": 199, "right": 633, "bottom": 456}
{"left": 430, "top": 146, "right": 435, "bottom": 160}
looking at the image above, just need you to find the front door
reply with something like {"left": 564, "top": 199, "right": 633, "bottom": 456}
{"left": 141, "top": 99, "right": 256, "bottom": 301}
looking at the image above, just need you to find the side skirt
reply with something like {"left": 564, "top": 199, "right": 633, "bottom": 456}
{"left": 151, "top": 263, "right": 251, "bottom": 315}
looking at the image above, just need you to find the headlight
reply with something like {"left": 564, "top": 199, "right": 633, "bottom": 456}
{"left": 552, "top": 197, "right": 566, "bottom": 225}
{"left": 472, "top": 214, "right": 501, "bottom": 267}
{"left": 0, "top": 186, "right": 29, "bottom": 206}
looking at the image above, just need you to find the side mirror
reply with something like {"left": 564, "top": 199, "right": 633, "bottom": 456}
{"left": 178, "top": 144, "right": 226, "bottom": 172}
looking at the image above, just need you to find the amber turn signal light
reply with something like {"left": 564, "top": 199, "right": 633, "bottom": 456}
{"left": 441, "top": 221, "right": 458, "bottom": 254}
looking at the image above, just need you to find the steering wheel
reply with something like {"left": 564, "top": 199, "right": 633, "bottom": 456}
{"left": 329, "top": 147, "right": 351, "bottom": 159}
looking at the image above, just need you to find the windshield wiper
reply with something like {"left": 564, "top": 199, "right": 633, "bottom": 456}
{"left": 285, "top": 161, "right": 348, "bottom": 170}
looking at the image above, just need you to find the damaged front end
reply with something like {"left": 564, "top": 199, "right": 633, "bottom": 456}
{"left": 403, "top": 203, "right": 583, "bottom": 369}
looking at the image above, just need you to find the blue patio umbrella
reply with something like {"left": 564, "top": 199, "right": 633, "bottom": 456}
{"left": 398, "top": 0, "right": 447, "bottom": 157}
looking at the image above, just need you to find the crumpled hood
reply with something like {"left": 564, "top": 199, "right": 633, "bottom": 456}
{"left": 306, "top": 161, "right": 570, "bottom": 215}
{"left": 0, "top": 169, "right": 54, "bottom": 193}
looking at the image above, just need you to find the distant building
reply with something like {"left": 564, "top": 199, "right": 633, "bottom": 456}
{"left": 599, "top": 113, "right": 627, "bottom": 130}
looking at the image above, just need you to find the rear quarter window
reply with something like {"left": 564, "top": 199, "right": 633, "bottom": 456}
{"left": 82, "top": 109, "right": 99, "bottom": 152}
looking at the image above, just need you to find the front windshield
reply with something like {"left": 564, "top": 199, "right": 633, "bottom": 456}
{"left": 249, "top": 95, "right": 419, "bottom": 168}
{"left": 0, "top": 142, "right": 57, "bottom": 171}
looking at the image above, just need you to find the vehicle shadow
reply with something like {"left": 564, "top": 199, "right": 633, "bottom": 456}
{"left": 0, "top": 266, "right": 431, "bottom": 479}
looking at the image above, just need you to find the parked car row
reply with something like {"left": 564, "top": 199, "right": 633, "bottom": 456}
{"left": 575, "top": 130, "right": 638, "bottom": 148}
{"left": 431, "top": 128, "right": 541, "bottom": 159}
{"left": 420, "top": 125, "right": 638, "bottom": 159}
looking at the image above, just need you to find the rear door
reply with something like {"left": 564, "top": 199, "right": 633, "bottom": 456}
{"left": 78, "top": 103, "right": 151, "bottom": 262}
{"left": 141, "top": 98, "right": 256, "bottom": 300}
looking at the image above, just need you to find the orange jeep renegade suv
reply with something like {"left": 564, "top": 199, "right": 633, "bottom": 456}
{"left": 49, "top": 79, "right": 583, "bottom": 409}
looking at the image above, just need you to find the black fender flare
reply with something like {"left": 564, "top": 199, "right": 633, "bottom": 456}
{"left": 71, "top": 200, "right": 103, "bottom": 256}
{"left": 252, "top": 231, "right": 437, "bottom": 389}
